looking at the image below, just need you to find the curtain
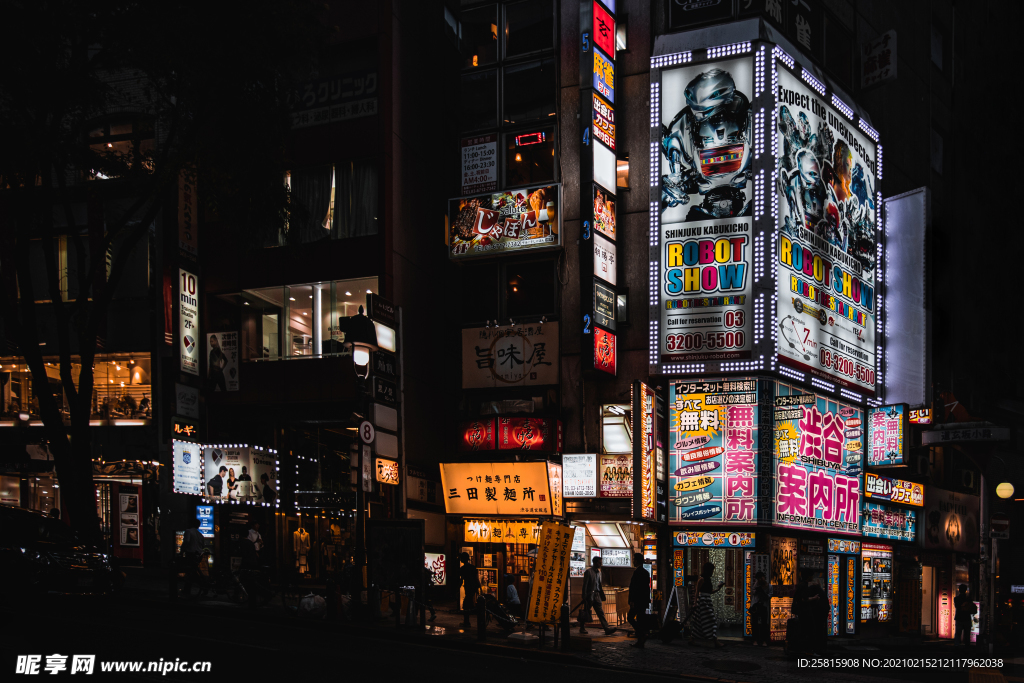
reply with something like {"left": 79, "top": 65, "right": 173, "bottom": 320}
{"left": 289, "top": 166, "right": 333, "bottom": 244}
{"left": 334, "top": 160, "right": 378, "bottom": 239}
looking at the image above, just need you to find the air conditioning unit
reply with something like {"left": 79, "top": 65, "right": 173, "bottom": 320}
{"left": 961, "top": 470, "right": 975, "bottom": 490}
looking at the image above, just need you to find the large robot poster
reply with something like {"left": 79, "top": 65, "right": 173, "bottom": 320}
{"left": 774, "top": 67, "right": 878, "bottom": 394}
{"left": 658, "top": 57, "right": 753, "bottom": 364}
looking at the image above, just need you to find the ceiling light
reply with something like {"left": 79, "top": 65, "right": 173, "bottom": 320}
{"left": 366, "top": 289, "right": 372, "bottom": 293}
{"left": 244, "top": 302, "right": 250, "bottom": 305}
{"left": 345, "top": 291, "right": 352, "bottom": 296}
{"left": 289, "top": 297, "right": 295, "bottom": 301}
{"left": 302, "top": 312, "right": 307, "bottom": 316}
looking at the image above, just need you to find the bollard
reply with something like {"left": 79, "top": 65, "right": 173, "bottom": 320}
{"left": 477, "top": 595, "right": 487, "bottom": 641}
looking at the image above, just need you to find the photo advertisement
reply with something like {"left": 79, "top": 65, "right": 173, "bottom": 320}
{"left": 658, "top": 56, "right": 754, "bottom": 364}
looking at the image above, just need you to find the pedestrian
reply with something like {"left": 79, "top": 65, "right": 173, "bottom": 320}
{"left": 953, "top": 584, "right": 975, "bottom": 646}
{"left": 578, "top": 556, "right": 617, "bottom": 635}
{"left": 751, "top": 571, "right": 770, "bottom": 646}
{"left": 420, "top": 564, "right": 437, "bottom": 622}
{"left": 247, "top": 521, "right": 264, "bottom": 554}
{"left": 48, "top": 508, "right": 61, "bottom": 520}
{"left": 690, "top": 561, "right": 726, "bottom": 648}
{"left": 459, "top": 552, "right": 480, "bottom": 628}
{"left": 504, "top": 574, "right": 521, "bottom": 618}
{"left": 794, "top": 570, "right": 827, "bottom": 654}
{"left": 180, "top": 518, "right": 206, "bottom": 599}
{"left": 627, "top": 552, "right": 651, "bottom": 648}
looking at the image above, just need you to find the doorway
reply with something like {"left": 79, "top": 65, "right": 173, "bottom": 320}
{"left": 921, "top": 566, "right": 935, "bottom": 636}
{"left": 686, "top": 547, "right": 745, "bottom": 636}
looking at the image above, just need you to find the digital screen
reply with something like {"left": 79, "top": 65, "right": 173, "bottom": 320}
{"left": 514, "top": 131, "right": 546, "bottom": 146}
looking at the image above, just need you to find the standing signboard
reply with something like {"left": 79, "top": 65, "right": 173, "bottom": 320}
{"left": 527, "top": 522, "right": 573, "bottom": 624}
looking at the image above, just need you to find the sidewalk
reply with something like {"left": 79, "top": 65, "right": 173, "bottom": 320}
{"left": 121, "top": 566, "right": 1012, "bottom": 683}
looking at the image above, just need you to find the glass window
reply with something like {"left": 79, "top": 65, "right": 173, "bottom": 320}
{"left": 462, "top": 5, "right": 498, "bottom": 68}
{"left": 276, "top": 161, "right": 378, "bottom": 247}
{"left": 505, "top": 127, "right": 554, "bottom": 187}
{"left": 505, "top": 0, "right": 553, "bottom": 58}
{"left": 504, "top": 259, "right": 554, "bottom": 318}
{"left": 460, "top": 264, "right": 500, "bottom": 323}
{"left": 601, "top": 404, "right": 631, "bottom": 454}
{"left": 84, "top": 116, "right": 155, "bottom": 180}
{"left": 502, "top": 58, "right": 555, "bottom": 123}
{"left": 0, "top": 475, "right": 21, "bottom": 507}
{"left": 460, "top": 69, "right": 498, "bottom": 132}
{"left": 240, "top": 277, "right": 379, "bottom": 360}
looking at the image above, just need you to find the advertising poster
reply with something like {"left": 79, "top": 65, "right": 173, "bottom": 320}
{"left": 172, "top": 440, "right": 203, "bottom": 495}
{"left": 570, "top": 525, "right": 586, "bottom": 577}
{"left": 771, "top": 536, "right": 797, "bottom": 586}
{"left": 770, "top": 597, "right": 793, "bottom": 642}
{"left": 668, "top": 379, "right": 759, "bottom": 525}
{"left": 775, "top": 65, "right": 878, "bottom": 393}
{"left": 602, "top": 548, "right": 631, "bottom": 567}
{"left": 774, "top": 387, "right": 863, "bottom": 535}
{"left": 861, "top": 543, "right": 893, "bottom": 621}
{"left": 449, "top": 185, "right": 560, "bottom": 258}
{"left": 657, "top": 57, "right": 753, "bottom": 366}
{"left": 847, "top": 556, "right": 857, "bottom": 633}
{"left": 528, "top": 522, "right": 573, "bottom": 624}
{"left": 118, "top": 491, "right": 140, "bottom": 547}
{"left": 864, "top": 473, "right": 923, "bottom": 506}
{"left": 862, "top": 502, "right": 916, "bottom": 542}
{"left": 461, "top": 322, "right": 558, "bottom": 389}
{"left": 562, "top": 454, "right": 597, "bottom": 498}
{"left": 593, "top": 327, "right": 616, "bottom": 375}
{"left": 440, "top": 462, "right": 553, "bottom": 516}
{"left": 461, "top": 134, "right": 497, "bottom": 195}
{"left": 593, "top": 184, "right": 615, "bottom": 240}
{"left": 594, "top": 281, "right": 616, "bottom": 331}
{"left": 202, "top": 446, "right": 277, "bottom": 504}
{"left": 425, "top": 553, "right": 446, "bottom": 586}
{"left": 206, "top": 331, "right": 238, "bottom": 392}
{"left": 178, "top": 269, "right": 199, "bottom": 375}
{"left": 175, "top": 383, "right": 199, "bottom": 420}
{"left": 868, "top": 404, "right": 908, "bottom": 466}
{"left": 600, "top": 454, "right": 632, "bottom": 497}
{"left": 923, "top": 487, "right": 980, "bottom": 553}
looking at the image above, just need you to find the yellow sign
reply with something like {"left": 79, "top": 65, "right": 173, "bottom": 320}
{"left": 440, "top": 462, "right": 553, "bottom": 516}
{"left": 674, "top": 475, "right": 714, "bottom": 492}
{"left": 375, "top": 458, "right": 400, "bottom": 485}
{"left": 464, "top": 519, "right": 541, "bottom": 543}
{"left": 527, "top": 522, "right": 573, "bottom": 624}
{"left": 547, "top": 462, "right": 563, "bottom": 517}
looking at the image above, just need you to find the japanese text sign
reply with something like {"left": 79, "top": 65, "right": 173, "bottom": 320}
{"left": 634, "top": 381, "right": 657, "bottom": 521}
{"left": 440, "top": 462, "right": 553, "bottom": 516}
{"left": 864, "top": 473, "right": 923, "bottom": 507}
{"left": 600, "top": 454, "right": 631, "bottom": 497}
{"left": 862, "top": 502, "right": 917, "bottom": 542}
{"left": 592, "top": 2, "right": 615, "bottom": 57}
{"left": 498, "top": 417, "right": 562, "bottom": 452}
{"left": 547, "top": 462, "right": 563, "bottom": 517}
{"left": 449, "top": 185, "right": 561, "bottom": 258}
{"left": 376, "top": 458, "right": 400, "bottom": 485}
{"left": 462, "top": 322, "right": 559, "bottom": 389}
{"left": 774, "top": 390, "right": 863, "bottom": 535}
{"left": 461, "top": 134, "right": 498, "bottom": 195}
{"left": 868, "top": 404, "right": 907, "bottom": 466}
{"left": 669, "top": 379, "right": 759, "bottom": 525}
{"left": 673, "top": 531, "right": 754, "bottom": 547}
{"left": 592, "top": 93, "right": 615, "bottom": 151}
{"left": 465, "top": 519, "right": 540, "bottom": 543}
{"left": 593, "top": 47, "right": 614, "bottom": 102}
{"left": 563, "top": 454, "right": 597, "bottom": 498}
{"left": 528, "top": 522, "right": 573, "bottom": 623}
{"left": 593, "top": 327, "right": 616, "bottom": 375}
{"left": 861, "top": 30, "right": 897, "bottom": 89}
{"left": 458, "top": 419, "right": 496, "bottom": 452}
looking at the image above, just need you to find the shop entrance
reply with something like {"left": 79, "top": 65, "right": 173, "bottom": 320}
{"left": 684, "top": 546, "right": 745, "bottom": 636}
{"left": 921, "top": 566, "right": 935, "bottom": 636}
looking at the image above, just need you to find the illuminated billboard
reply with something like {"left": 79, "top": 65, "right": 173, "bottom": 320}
{"left": 668, "top": 379, "right": 759, "bottom": 525}
{"left": 655, "top": 56, "right": 754, "bottom": 366}
{"left": 775, "top": 65, "right": 878, "bottom": 393}
{"left": 773, "top": 386, "right": 863, "bottom": 535}
{"left": 867, "top": 404, "right": 907, "bottom": 466}
{"left": 448, "top": 185, "right": 561, "bottom": 258}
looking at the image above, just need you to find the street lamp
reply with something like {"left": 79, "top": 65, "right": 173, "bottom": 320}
{"left": 337, "top": 305, "right": 379, "bottom": 379}
{"left": 996, "top": 482, "right": 1015, "bottom": 499}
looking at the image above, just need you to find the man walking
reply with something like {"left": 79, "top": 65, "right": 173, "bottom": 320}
{"left": 459, "top": 552, "right": 480, "bottom": 628}
{"left": 953, "top": 584, "right": 976, "bottom": 646}
{"left": 180, "top": 519, "right": 206, "bottom": 598}
{"left": 628, "top": 552, "right": 651, "bottom": 648}
{"left": 579, "top": 556, "right": 616, "bottom": 635}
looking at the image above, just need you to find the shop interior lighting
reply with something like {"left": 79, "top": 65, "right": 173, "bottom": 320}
{"left": 602, "top": 415, "right": 631, "bottom": 454}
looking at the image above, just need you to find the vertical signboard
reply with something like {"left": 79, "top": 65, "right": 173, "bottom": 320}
{"left": 827, "top": 553, "right": 840, "bottom": 635}
{"left": 668, "top": 379, "right": 759, "bottom": 525}
{"left": 655, "top": 56, "right": 754, "bottom": 367}
{"left": 773, "top": 387, "right": 863, "bottom": 535}
{"left": 775, "top": 63, "right": 878, "bottom": 394}
{"left": 178, "top": 269, "right": 199, "bottom": 375}
{"left": 632, "top": 381, "right": 657, "bottom": 521}
{"left": 172, "top": 440, "right": 203, "bottom": 495}
{"left": 580, "top": 0, "right": 618, "bottom": 377}
{"left": 178, "top": 168, "right": 197, "bottom": 259}
{"left": 847, "top": 556, "right": 857, "bottom": 633}
{"left": 867, "top": 404, "right": 908, "bottom": 466}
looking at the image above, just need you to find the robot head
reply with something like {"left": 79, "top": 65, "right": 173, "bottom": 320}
{"left": 686, "top": 74, "right": 750, "bottom": 179}
{"left": 683, "top": 68, "right": 737, "bottom": 120}
{"left": 796, "top": 149, "right": 820, "bottom": 187}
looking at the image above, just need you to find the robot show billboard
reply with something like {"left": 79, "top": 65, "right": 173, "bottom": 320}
{"left": 775, "top": 66, "right": 878, "bottom": 394}
{"left": 657, "top": 57, "right": 753, "bottom": 364}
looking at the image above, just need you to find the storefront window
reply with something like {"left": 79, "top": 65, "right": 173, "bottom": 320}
{"left": 240, "top": 277, "right": 378, "bottom": 361}
{"left": 601, "top": 403, "right": 631, "bottom": 454}
{"left": 271, "top": 161, "right": 378, "bottom": 247}
{"left": 504, "top": 259, "right": 555, "bottom": 318}
{"left": 0, "top": 475, "right": 21, "bottom": 506}
{"left": 462, "top": 5, "right": 498, "bottom": 68}
{"left": 502, "top": 59, "right": 555, "bottom": 123}
{"left": 505, "top": 127, "right": 554, "bottom": 187}
{"left": 0, "top": 354, "right": 152, "bottom": 420}
{"left": 504, "top": 0, "right": 554, "bottom": 58}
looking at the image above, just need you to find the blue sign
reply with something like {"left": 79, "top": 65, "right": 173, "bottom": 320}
{"left": 593, "top": 47, "right": 614, "bottom": 103}
{"left": 196, "top": 505, "right": 214, "bottom": 539}
{"left": 862, "top": 501, "right": 916, "bottom": 542}
{"left": 677, "top": 504, "right": 722, "bottom": 521}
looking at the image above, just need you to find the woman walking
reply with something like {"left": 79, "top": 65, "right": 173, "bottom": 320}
{"left": 690, "top": 561, "right": 726, "bottom": 648}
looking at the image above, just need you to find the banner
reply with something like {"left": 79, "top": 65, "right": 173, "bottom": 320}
{"left": 465, "top": 519, "right": 541, "bottom": 544}
{"left": 203, "top": 446, "right": 277, "bottom": 504}
{"left": 527, "top": 522, "right": 573, "bottom": 624}
{"left": 178, "top": 269, "right": 199, "bottom": 375}
{"left": 461, "top": 323, "right": 558, "bottom": 388}
{"left": 449, "top": 185, "right": 561, "bottom": 259}
{"left": 206, "top": 331, "right": 238, "bottom": 392}
{"left": 774, "top": 390, "right": 863, "bottom": 535}
{"left": 862, "top": 502, "right": 916, "bottom": 542}
{"left": 669, "top": 379, "right": 759, "bottom": 525}
{"left": 172, "top": 440, "right": 203, "bottom": 495}
{"left": 657, "top": 56, "right": 754, "bottom": 366}
{"left": 775, "top": 65, "right": 878, "bottom": 393}
{"left": 440, "top": 462, "right": 553, "bottom": 516}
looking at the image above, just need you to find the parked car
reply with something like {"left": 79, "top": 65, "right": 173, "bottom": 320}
{"left": 0, "top": 506, "right": 124, "bottom": 595}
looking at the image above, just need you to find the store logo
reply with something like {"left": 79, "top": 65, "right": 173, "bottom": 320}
{"left": 183, "top": 335, "right": 195, "bottom": 352}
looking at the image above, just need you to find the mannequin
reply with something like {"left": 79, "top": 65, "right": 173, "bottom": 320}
{"left": 293, "top": 524, "right": 310, "bottom": 573}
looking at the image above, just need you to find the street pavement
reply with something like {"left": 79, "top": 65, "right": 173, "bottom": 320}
{"left": 3, "top": 567, "right": 1017, "bottom": 683}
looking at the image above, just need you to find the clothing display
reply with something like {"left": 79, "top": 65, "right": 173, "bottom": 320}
{"left": 294, "top": 528, "right": 310, "bottom": 573}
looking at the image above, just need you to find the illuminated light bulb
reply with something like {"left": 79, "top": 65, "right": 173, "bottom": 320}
{"left": 515, "top": 153, "right": 522, "bottom": 162}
